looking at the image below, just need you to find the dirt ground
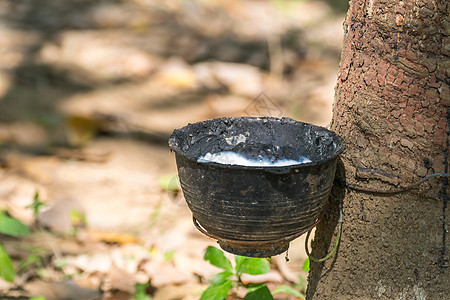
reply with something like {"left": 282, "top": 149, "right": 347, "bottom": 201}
{"left": 0, "top": 0, "right": 345, "bottom": 299}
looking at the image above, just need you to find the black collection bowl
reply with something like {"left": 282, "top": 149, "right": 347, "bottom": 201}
{"left": 169, "top": 117, "right": 345, "bottom": 257}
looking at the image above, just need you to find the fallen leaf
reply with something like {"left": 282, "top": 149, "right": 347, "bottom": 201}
{"left": 140, "top": 259, "right": 194, "bottom": 287}
{"left": 68, "top": 252, "right": 112, "bottom": 273}
{"left": 107, "top": 263, "right": 137, "bottom": 294}
{"left": 24, "top": 279, "right": 100, "bottom": 300}
{"left": 79, "top": 229, "right": 141, "bottom": 245}
{"left": 154, "top": 57, "right": 198, "bottom": 89}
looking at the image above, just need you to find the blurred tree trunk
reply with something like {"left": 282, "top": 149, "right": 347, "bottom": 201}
{"left": 307, "top": 0, "right": 449, "bottom": 299}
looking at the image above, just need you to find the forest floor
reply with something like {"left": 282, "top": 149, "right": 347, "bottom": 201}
{"left": 0, "top": 0, "right": 345, "bottom": 299}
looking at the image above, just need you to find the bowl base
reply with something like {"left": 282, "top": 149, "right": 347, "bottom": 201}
{"left": 218, "top": 239, "right": 289, "bottom": 258}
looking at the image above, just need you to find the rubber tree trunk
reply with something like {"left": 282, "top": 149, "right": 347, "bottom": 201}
{"left": 307, "top": 0, "right": 449, "bottom": 299}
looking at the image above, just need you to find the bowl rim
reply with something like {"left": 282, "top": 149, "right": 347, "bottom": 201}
{"left": 168, "top": 116, "right": 345, "bottom": 171}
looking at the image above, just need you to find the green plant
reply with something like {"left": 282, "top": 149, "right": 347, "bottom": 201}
{"left": 0, "top": 211, "right": 30, "bottom": 237}
{"left": 26, "top": 191, "right": 46, "bottom": 218}
{"left": 148, "top": 201, "right": 163, "bottom": 228}
{"left": 201, "top": 246, "right": 305, "bottom": 300}
{"left": 158, "top": 174, "right": 180, "bottom": 192}
{"left": 302, "top": 258, "right": 310, "bottom": 272}
{"left": 0, "top": 211, "right": 30, "bottom": 282}
{"left": 19, "top": 246, "right": 47, "bottom": 273}
{"left": 133, "top": 282, "right": 152, "bottom": 300}
{"left": 69, "top": 209, "right": 87, "bottom": 228}
{"left": 163, "top": 249, "right": 175, "bottom": 262}
{"left": 0, "top": 244, "right": 15, "bottom": 283}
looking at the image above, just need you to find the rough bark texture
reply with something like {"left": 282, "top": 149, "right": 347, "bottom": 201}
{"left": 307, "top": 0, "right": 449, "bottom": 299}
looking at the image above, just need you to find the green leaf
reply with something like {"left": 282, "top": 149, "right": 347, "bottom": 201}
{"left": 0, "top": 212, "right": 30, "bottom": 237}
{"left": 29, "top": 297, "right": 46, "bottom": 300}
{"left": 212, "top": 271, "right": 233, "bottom": 286}
{"left": 163, "top": 250, "right": 175, "bottom": 262}
{"left": 235, "top": 255, "right": 245, "bottom": 271}
{"left": 133, "top": 282, "right": 152, "bottom": 300}
{"left": 69, "top": 209, "right": 87, "bottom": 228}
{"left": 273, "top": 285, "right": 305, "bottom": 299}
{"left": 246, "top": 284, "right": 266, "bottom": 293}
{"left": 158, "top": 175, "right": 180, "bottom": 192}
{"left": 0, "top": 244, "right": 15, "bottom": 282}
{"left": 302, "top": 258, "right": 310, "bottom": 272}
{"left": 27, "top": 191, "right": 46, "bottom": 217}
{"left": 236, "top": 257, "right": 270, "bottom": 275}
{"left": 244, "top": 284, "right": 273, "bottom": 300}
{"left": 200, "top": 280, "right": 232, "bottom": 300}
{"left": 204, "top": 246, "right": 233, "bottom": 272}
{"left": 295, "top": 275, "right": 307, "bottom": 294}
{"left": 19, "top": 253, "right": 44, "bottom": 272}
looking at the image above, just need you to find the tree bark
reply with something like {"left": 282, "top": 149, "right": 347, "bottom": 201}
{"left": 307, "top": 0, "right": 449, "bottom": 299}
